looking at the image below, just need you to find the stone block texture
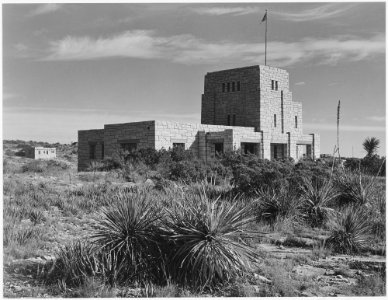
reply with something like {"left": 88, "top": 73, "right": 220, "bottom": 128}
{"left": 78, "top": 65, "right": 320, "bottom": 170}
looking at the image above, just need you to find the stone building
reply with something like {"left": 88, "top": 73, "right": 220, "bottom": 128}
{"left": 78, "top": 65, "right": 320, "bottom": 171}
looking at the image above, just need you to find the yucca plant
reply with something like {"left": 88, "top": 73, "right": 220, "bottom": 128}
{"left": 335, "top": 170, "right": 378, "bottom": 207}
{"left": 326, "top": 205, "right": 371, "bottom": 254}
{"left": 300, "top": 177, "right": 339, "bottom": 227}
{"left": 91, "top": 191, "right": 167, "bottom": 285}
{"left": 255, "top": 185, "right": 302, "bottom": 227}
{"left": 165, "top": 190, "right": 261, "bottom": 289}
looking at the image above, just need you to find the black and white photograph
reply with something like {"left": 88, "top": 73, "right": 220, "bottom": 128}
{"left": 3, "top": 2, "right": 386, "bottom": 297}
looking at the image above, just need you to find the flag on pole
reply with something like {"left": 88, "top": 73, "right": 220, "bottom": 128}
{"left": 261, "top": 11, "right": 267, "bottom": 23}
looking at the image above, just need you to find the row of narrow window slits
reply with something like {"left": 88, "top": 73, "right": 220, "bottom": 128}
{"left": 222, "top": 81, "right": 240, "bottom": 93}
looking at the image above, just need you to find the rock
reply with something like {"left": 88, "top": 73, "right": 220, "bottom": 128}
{"left": 254, "top": 274, "right": 272, "bottom": 284}
{"left": 325, "top": 269, "right": 335, "bottom": 276}
{"left": 144, "top": 179, "right": 155, "bottom": 187}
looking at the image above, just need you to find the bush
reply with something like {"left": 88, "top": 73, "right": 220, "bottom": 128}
{"left": 231, "top": 158, "right": 294, "bottom": 195}
{"left": 345, "top": 156, "right": 386, "bottom": 177}
{"left": 255, "top": 185, "right": 302, "bottom": 227}
{"left": 326, "top": 206, "right": 372, "bottom": 254}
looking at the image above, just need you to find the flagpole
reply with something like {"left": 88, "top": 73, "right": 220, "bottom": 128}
{"left": 265, "top": 9, "right": 267, "bottom": 66}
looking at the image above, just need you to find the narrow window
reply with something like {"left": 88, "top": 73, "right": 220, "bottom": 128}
{"left": 281, "top": 91, "right": 284, "bottom": 133}
{"left": 101, "top": 143, "right": 104, "bottom": 159}
{"left": 89, "top": 144, "right": 96, "bottom": 159}
{"left": 237, "top": 81, "right": 240, "bottom": 91}
{"left": 271, "top": 80, "right": 274, "bottom": 90}
{"left": 232, "top": 82, "right": 235, "bottom": 92}
{"left": 227, "top": 114, "right": 231, "bottom": 125}
{"left": 232, "top": 114, "right": 236, "bottom": 126}
{"left": 214, "top": 143, "right": 224, "bottom": 157}
{"left": 38, "top": 151, "right": 40, "bottom": 154}
{"left": 273, "top": 145, "right": 278, "bottom": 159}
{"left": 274, "top": 114, "right": 277, "bottom": 127}
{"left": 295, "top": 116, "right": 298, "bottom": 128}
{"left": 121, "top": 143, "right": 137, "bottom": 153}
{"left": 275, "top": 81, "right": 278, "bottom": 91}
{"left": 222, "top": 83, "right": 225, "bottom": 92}
{"left": 227, "top": 82, "right": 230, "bottom": 92}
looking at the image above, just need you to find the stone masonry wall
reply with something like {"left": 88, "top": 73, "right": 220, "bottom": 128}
{"left": 155, "top": 121, "right": 262, "bottom": 159}
{"left": 78, "top": 129, "right": 104, "bottom": 171}
{"left": 103, "top": 121, "right": 155, "bottom": 158}
{"left": 201, "top": 66, "right": 261, "bottom": 128}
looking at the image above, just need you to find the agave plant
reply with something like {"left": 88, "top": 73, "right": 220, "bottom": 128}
{"left": 91, "top": 191, "right": 167, "bottom": 285}
{"left": 165, "top": 190, "right": 260, "bottom": 289}
{"left": 326, "top": 205, "right": 371, "bottom": 254}
{"left": 300, "top": 177, "right": 339, "bottom": 227}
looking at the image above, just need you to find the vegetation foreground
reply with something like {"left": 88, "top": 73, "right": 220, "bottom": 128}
{"left": 3, "top": 140, "right": 386, "bottom": 297}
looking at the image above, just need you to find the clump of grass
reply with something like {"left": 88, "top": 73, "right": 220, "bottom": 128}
{"left": 22, "top": 160, "right": 45, "bottom": 173}
{"left": 47, "top": 241, "right": 100, "bottom": 287}
{"left": 326, "top": 205, "right": 371, "bottom": 254}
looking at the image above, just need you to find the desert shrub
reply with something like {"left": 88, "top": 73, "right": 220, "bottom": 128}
{"left": 230, "top": 158, "right": 294, "bottom": 195}
{"left": 255, "top": 185, "right": 302, "bottom": 227}
{"left": 22, "top": 160, "right": 45, "bottom": 173}
{"left": 167, "top": 160, "right": 208, "bottom": 183}
{"left": 299, "top": 177, "right": 339, "bottom": 227}
{"left": 290, "top": 159, "right": 332, "bottom": 192}
{"left": 47, "top": 241, "right": 101, "bottom": 286}
{"left": 326, "top": 206, "right": 372, "bottom": 254}
{"left": 345, "top": 156, "right": 386, "bottom": 177}
{"left": 91, "top": 191, "right": 167, "bottom": 285}
{"left": 335, "top": 170, "right": 379, "bottom": 207}
{"left": 4, "top": 224, "right": 43, "bottom": 247}
{"left": 165, "top": 191, "right": 260, "bottom": 289}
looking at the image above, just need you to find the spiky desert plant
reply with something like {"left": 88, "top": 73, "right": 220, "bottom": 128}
{"left": 91, "top": 191, "right": 167, "bottom": 285}
{"left": 326, "top": 205, "right": 371, "bottom": 254}
{"left": 335, "top": 170, "right": 378, "bottom": 207}
{"left": 165, "top": 190, "right": 260, "bottom": 289}
{"left": 47, "top": 240, "right": 100, "bottom": 286}
{"left": 300, "top": 177, "right": 339, "bottom": 227}
{"left": 256, "top": 185, "right": 302, "bottom": 227}
{"left": 363, "top": 137, "right": 380, "bottom": 157}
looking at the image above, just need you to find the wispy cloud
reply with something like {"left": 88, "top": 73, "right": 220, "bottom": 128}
{"left": 191, "top": 3, "right": 355, "bottom": 21}
{"left": 273, "top": 3, "right": 356, "bottom": 22}
{"left": 304, "top": 123, "right": 386, "bottom": 132}
{"left": 295, "top": 81, "right": 305, "bottom": 86}
{"left": 191, "top": 6, "right": 260, "bottom": 16}
{"left": 29, "top": 4, "right": 63, "bottom": 17}
{"left": 43, "top": 30, "right": 385, "bottom": 67}
{"left": 366, "top": 116, "right": 385, "bottom": 122}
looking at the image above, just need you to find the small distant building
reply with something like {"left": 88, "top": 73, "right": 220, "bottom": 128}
{"left": 25, "top": 147, "right": 56, "bottom": 159}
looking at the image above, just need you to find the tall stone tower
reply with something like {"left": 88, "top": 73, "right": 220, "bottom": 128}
{"left": 201, "top": 65, "right": 316, "bottom": 160}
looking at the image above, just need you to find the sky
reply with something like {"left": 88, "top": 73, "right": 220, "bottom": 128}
{"left": 3, "top": 2, "right": 386, "bottom": 157}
